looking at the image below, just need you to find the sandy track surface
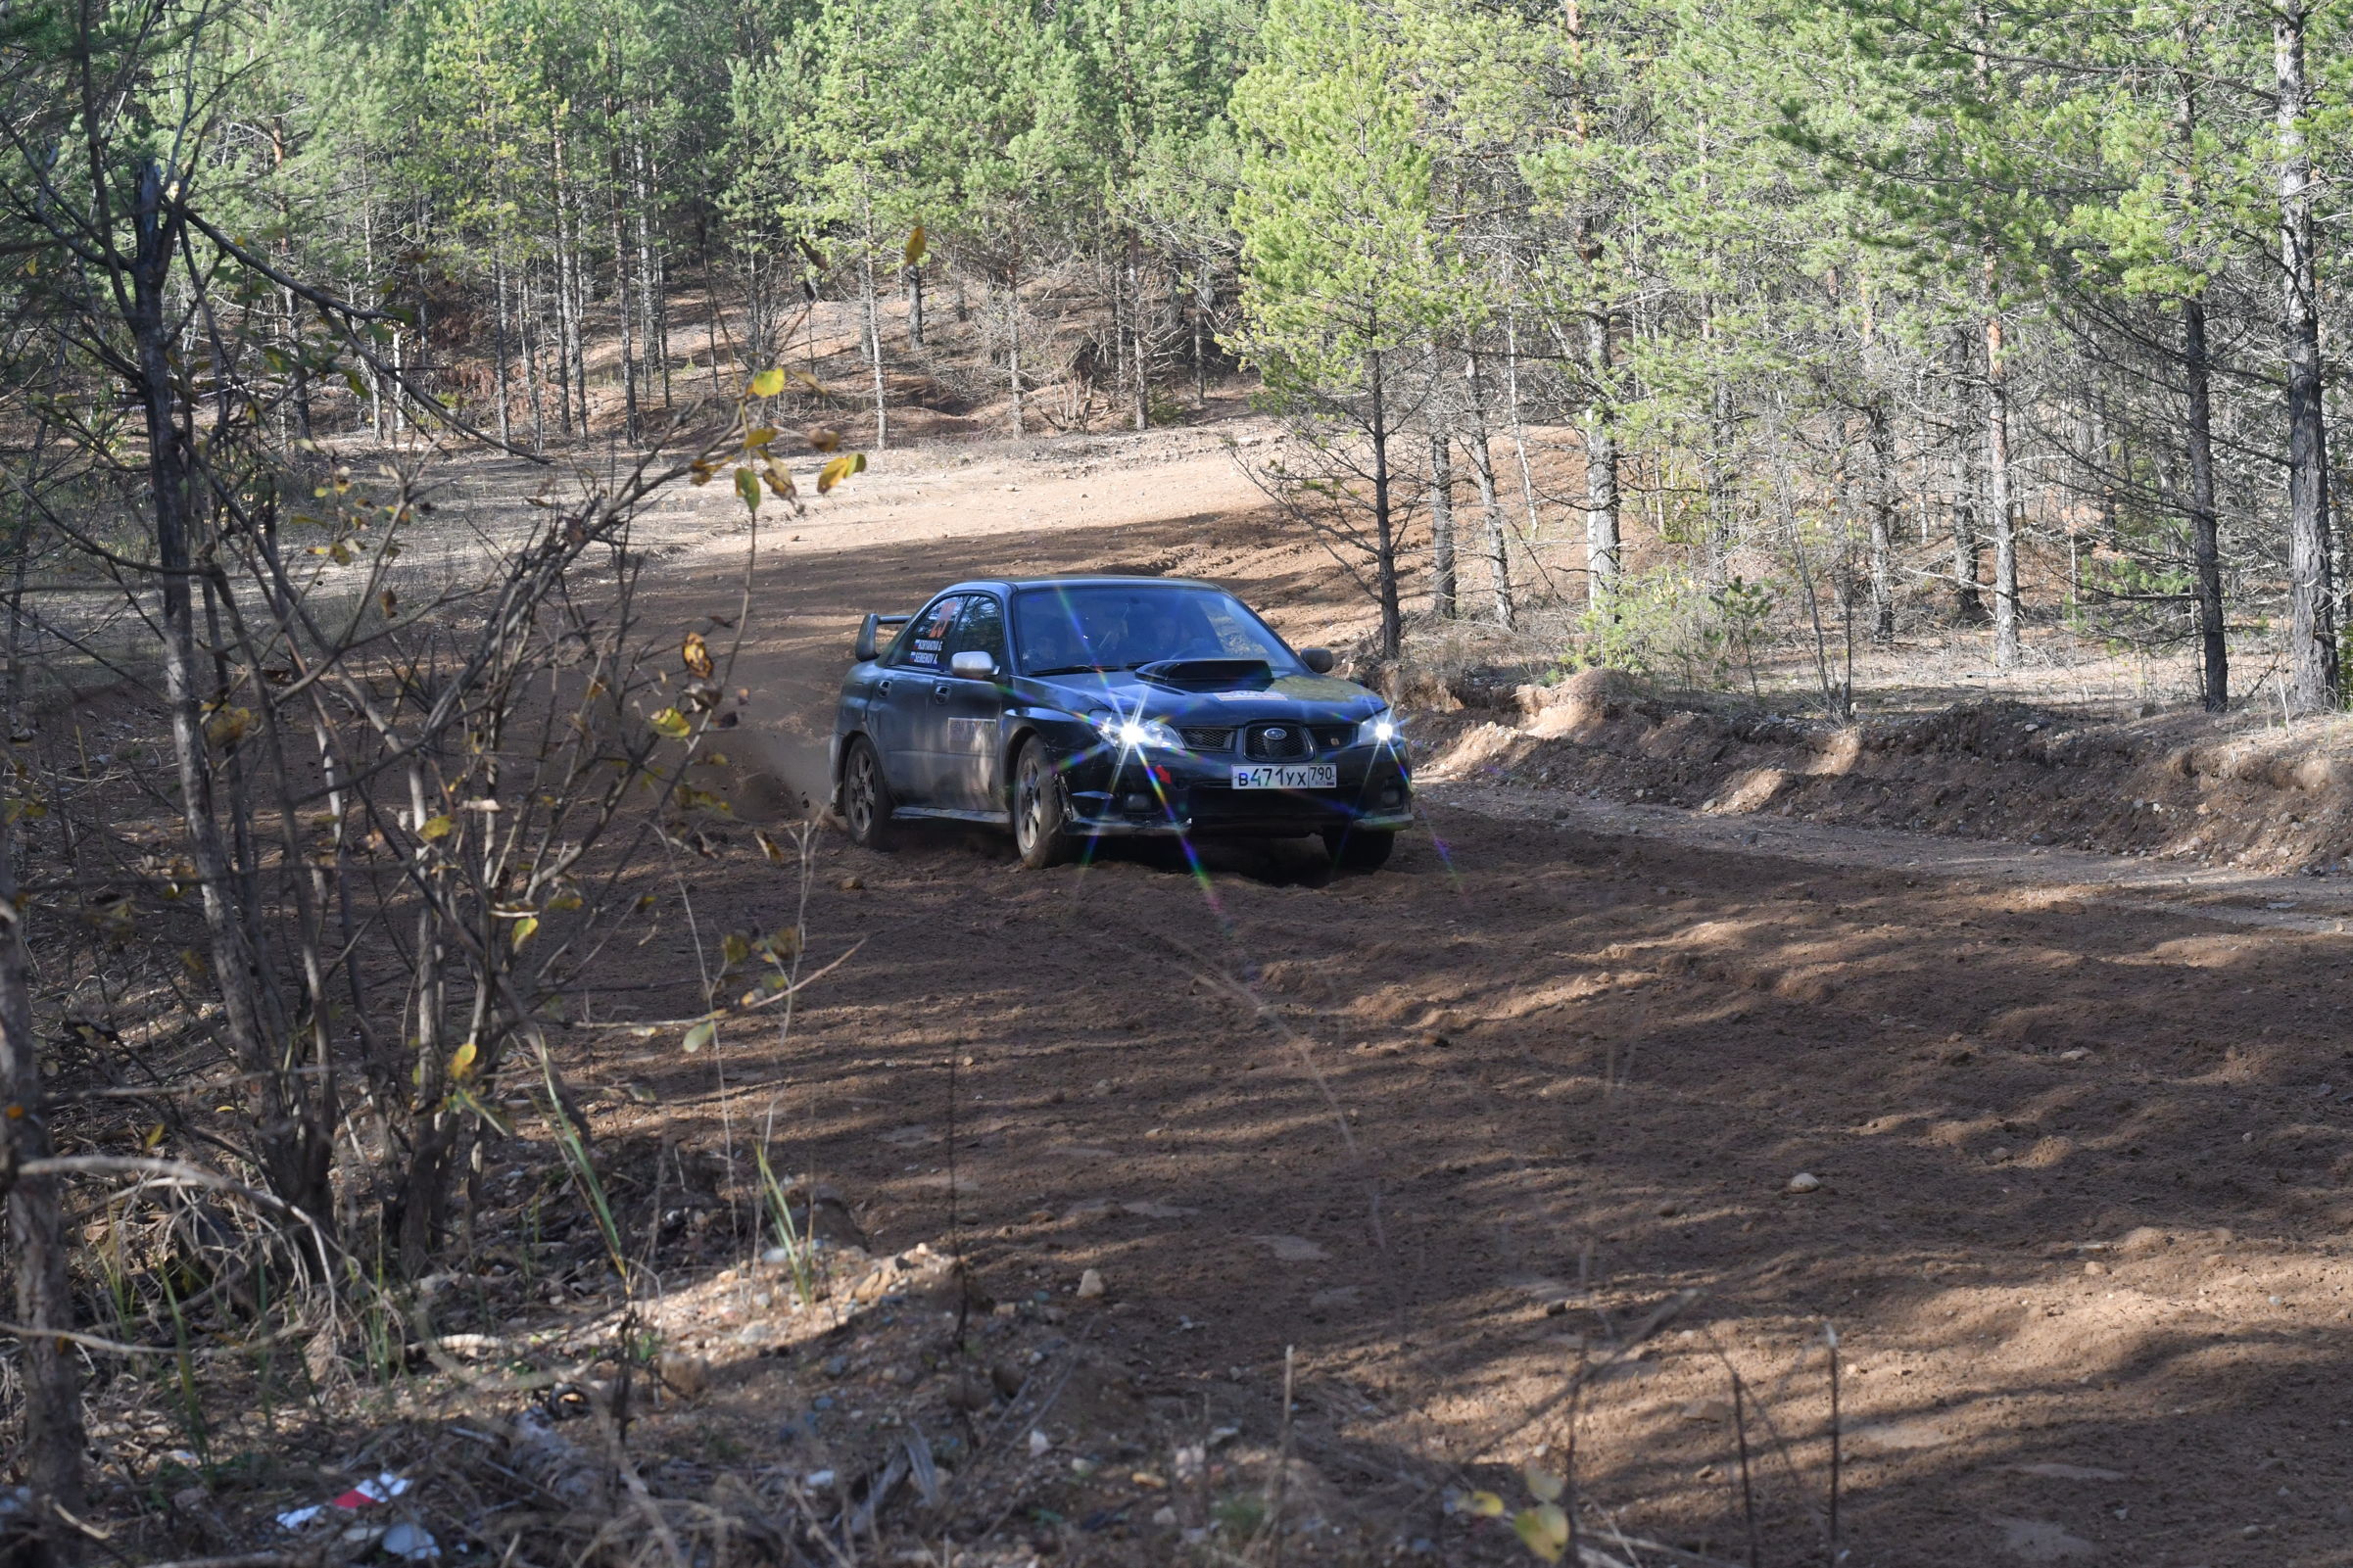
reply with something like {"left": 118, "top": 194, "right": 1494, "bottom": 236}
{"left": 419, "top": 419, "right": 1275, "bottom": 569}
{"left": 1429, "top": 779, "right": 2353, "bottom": 936}
{"left": 524, "top": 426, "right": 2353, "bottom": 1563}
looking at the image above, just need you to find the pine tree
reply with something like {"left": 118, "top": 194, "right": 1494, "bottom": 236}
{"left": 1229, "top": 0, "right": 1449, "bottom": 658}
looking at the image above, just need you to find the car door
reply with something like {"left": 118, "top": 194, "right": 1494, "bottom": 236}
{"left": 870, "top": 594, "right": 962, "bottom": 805}
{"left": 931, "top": 594, "right": 1010, "bottom": 812}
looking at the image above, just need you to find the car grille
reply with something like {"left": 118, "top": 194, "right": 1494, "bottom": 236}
{"left": 1242, "top": 722, "right": 1352, "bottom": 760}
{"left": 1178, "top": 726, "right": 1235, "bottom": 752}
{"left": 1244, "top": 723, "right": 1306, "bottom": 760}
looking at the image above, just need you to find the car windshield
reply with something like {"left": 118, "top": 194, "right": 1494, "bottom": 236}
{"left": 1013, "top": 584, "right": 1300, "bottom": 676}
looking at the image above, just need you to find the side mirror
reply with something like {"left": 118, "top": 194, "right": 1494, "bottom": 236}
{"left": 854, "top": 613, "right": 882, "bottom": 662}
{"left": 1300, "top": 646, "right": 1335, "bottom": 675}
{"left": 949, "top": 649, "right": 998, "bottom": 681}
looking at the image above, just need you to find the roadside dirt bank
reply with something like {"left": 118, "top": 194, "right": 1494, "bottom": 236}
{"left": 1417, "top": 669, "right": 2353, "bottom": 882}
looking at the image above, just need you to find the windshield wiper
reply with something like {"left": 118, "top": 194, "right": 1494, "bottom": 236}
{"left": 1027, "top": 664, "right": 1117, "bottom": 677}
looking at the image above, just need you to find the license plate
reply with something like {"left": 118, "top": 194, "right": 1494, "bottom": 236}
{"left": 1229, "top": 764, "right": 1337, "bottom": 790}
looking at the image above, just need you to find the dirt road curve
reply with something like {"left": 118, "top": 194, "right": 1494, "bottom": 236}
{"left": 597, "top": 435, "right": 2353, "bottom": 1565}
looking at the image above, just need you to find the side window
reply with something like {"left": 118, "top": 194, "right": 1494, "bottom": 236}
{"left": 944, "top": 594, "right": 1007, "bottom": 671}
{"left": 1201, "top": 597, "right": 1277, "bottom": 658}
{"left": 888, "top": 595, "right": 964, "bottom": 670}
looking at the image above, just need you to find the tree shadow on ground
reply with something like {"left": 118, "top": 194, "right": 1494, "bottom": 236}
{"left": 600, "top": 795, "right": 2353, "bottom": 1567}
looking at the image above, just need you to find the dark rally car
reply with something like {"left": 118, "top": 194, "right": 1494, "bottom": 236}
{"left": 829, "top": 576, "right": 1413, "bottom": 870}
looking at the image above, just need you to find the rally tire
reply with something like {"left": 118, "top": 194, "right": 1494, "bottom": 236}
{"left": 841, "top": 736, "right": 895, "bottom": 851}
{"left": 1013, "top": 738, "right": 1077, "bottom": 870}
{"left": 1322, "top": 825, "right": 1395, "bottom": 872}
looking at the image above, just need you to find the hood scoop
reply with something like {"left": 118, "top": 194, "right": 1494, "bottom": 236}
{"left": 1134, "top": 657, "right": 1272, "bottom": 689}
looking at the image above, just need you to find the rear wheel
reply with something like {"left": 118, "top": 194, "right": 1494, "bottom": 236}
{"left": 840, "top": 736, "right": 894, "bottom": 850}
{"left": 1322, "top": 825, "right": 1394, "bottom": 872}
{"left": 1012, "top": 738, "right": 1077, "bottom": 870}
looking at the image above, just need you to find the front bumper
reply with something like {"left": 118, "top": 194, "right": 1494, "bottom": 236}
{"left": 1064, "top": 744, "right": 1414, "bottom": 837}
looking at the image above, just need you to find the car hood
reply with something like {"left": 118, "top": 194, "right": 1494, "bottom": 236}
{"left": 1016, "top": 669, "right": 1385, "bottom": 724}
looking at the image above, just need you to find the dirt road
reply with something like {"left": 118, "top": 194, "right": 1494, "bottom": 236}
{"left": 580, "top": 431, "right": 2353, "bottom": 1566}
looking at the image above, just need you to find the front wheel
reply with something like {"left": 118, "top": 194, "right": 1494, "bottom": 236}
{"left": 840, "top": 736, "right": 895, "bottom": 850}
{"left": 1322, "top": 825, "right": 1394, "bottom": 872}
{"left": 1012, "top": 738, "right": 1077, "bottom": 870}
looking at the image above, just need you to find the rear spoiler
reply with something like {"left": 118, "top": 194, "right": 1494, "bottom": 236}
{"left": 854, "top": 612, "right": 913, "bottom": 662}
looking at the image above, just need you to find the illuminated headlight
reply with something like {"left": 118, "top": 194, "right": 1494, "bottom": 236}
{"left": 1093, "top": 713, "right": 1183, "bottom": 750}
{"left": 1356, "top": 711, "right": 1399, "bottom": 746}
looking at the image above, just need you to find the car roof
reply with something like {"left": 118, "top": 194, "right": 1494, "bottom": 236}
{"left": 930, "top": 575, "right": 1227, "bottom": 598}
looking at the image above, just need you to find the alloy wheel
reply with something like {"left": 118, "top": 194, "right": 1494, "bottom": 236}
{"left": 846, "top": 748, "right": 878, "bottom": 837}
{"left": 1015, "top": 749, "right": 1046, "bottom": 854}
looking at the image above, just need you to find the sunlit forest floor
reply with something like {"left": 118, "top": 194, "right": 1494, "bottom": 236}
{"left": 25, "top": 354, "right": 2353, "bottom": 1567}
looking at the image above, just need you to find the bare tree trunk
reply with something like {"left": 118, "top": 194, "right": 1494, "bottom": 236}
{"left": 1983, "top": 253, "right": 2019, "bottom": 668}
{"left": 1369, "top": 345, "right": 1401, "bottom": 661}
{"left": 610, "top": 158, "right": 639, "bottom": 445}
{"left": 1582, "top": 309, "right": 1622, "bottom": 604}
{"left": 268, "top": 122, "right": 312, "bottom": 446}
{"left": 908, "top": 261, "right": 926, "bottom": 349}
{"left": 1568, "top": 3, "right": 1619, "bottom": 606}
{"left": 1108, "top": 244, "right": 1126, "bottom": 400}
{"left": 0, "top": 811, "right": 82, "bottom": 1564}
{"left": 553, "top": 128, "right": 583, "bottom": 436}
{"left": 860, "top": 200, "right": 888, "bottom": 450}
{"left": 2164, "top": 36, "right": 2218, "bottom": 701}
{"left": 573, "top": 177, "right": 594, "bottom": 433}
{"left": 2087, "top": 390, "right": 2117, "bottom": 545}
{"left": 1428, "top": 417, "right": 1458, "bottom": 621}
{"left": 391, "top": 326, "right": 407, "bottom": 438}
{"left": 1704, "top": 362, "right": 1733, "bottom": 583}
{"left": 1773, "top": 396, "right": 1847, "bottom": 718}
{"left": 1913, "top": 410, "right": 1933, "bottom": 545}
{"left": 493, "top": 251, "right": 512, "bottom": 448}
{"left": 283, "top": 284, "right": 312, "bottom": 444}
{"left": 705, "top": 241, "right": 728, "bottom": 397}
{"left": 1949, "top": 350, "right": 1987, "bottom": 625}
{"left": 742, "top": 248, "right": 769, "bottom": 376}
{"left": 6, "top": 402, "right": 48, "bottom": 740}
{"left": 1965, "top": 12, "right": 2007, "bottom": 648}
{"left": 1129, "top": 233, "right": 1149, "bottom": 432}
{"left": 1192, "top": 265, "right": 1209, "bottom": 408}
{"left": 1502, "top": 299, "right": 1542, "bottom": 553}
{"left": 2277, "top": 0, "right": 2337, "bottom": 712}
{"left": 559, "top": 238, "right": 580, "bottom": 436}
{"left": 1461, "top": 346, "right": 1515, "bottom": 630}
{"left": 360, "top": 149, "right": 384, "bottom": 440}
{"left": 1006, "top": 261, "right": 1025, "bottom": 437}
{"left": 1868, "top": 404, "right": 1897, "bottom": 641}
{"left": 636, "top": 141, "right": 666, "bottom": 409}
{"left": 552, "top": 238, "right": 574, "bottom": 437}
{"left": 408, "top": 214, "right": 434, "bottom": 412}
{"left": 522, "top": 262, "right": 547, "bottom": 453}
{"left": 398, "top": 763, "right": 452, "bottom": 1271}
{"left": 2185, "top": 296, "right": 2226, "bottom": 711}
{"left": 1949, "top": 465, "right": 1982, "bottom": 622}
